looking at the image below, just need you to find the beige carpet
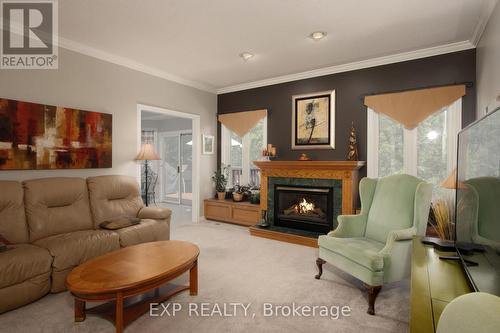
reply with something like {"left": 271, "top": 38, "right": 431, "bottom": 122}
{"left": 0, "top": 221, "right": 409, "bottom": 333}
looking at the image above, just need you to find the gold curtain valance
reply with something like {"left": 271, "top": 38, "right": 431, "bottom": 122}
{"left": 364, "top": 85, "right": 466, "bottom": 129}
{"left": 218, "top": 109, "right": 267, "bottom": 137}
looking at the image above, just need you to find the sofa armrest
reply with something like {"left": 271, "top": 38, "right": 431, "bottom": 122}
{"left": 379, "top": 227, "right": 416, "bottom": 256}
{"left": 137, "top": 207, "right": 172, "bottom": 221}
{"left": 328, "top": 214, "right": 368, "bottom": 238}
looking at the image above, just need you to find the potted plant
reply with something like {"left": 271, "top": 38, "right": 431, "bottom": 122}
{"left": 250, "top": 191, "right": 260, "bottom": 204}
{"left": 212, "top": 166, "right": 229, "bottom": 200}
{"left": 233, "top": 184, "right": 251, "bottom": 202}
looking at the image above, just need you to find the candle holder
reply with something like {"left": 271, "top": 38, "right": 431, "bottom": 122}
{"left": 262, "top": 144, "right": 277, "bottom": 160}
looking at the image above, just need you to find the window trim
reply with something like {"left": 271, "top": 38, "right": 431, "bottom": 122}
{"left": 367, "top": 98, "right": 462, "bottom": 180}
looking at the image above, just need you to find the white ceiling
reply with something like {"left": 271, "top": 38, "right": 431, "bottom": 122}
{"left": 141, "top": 111, "right": 178, "bottom": 120}
{"left": 58, "top": 0, "right": 497, "bottom": 93}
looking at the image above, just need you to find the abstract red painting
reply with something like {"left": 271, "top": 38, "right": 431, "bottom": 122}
{"left": 0, "top": 98, "right": 112, "bottom": 170}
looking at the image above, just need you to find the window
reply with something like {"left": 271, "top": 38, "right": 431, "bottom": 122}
{"left": 221, "top": 117, "right": 267, "bottom": 187}
{"left": 367, "top": 99, "right": 462, "bottom": 185}
{"left": 141, "top": 129, "right": 157, "bottom": 145}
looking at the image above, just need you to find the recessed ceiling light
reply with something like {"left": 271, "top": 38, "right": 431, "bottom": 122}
{"left": 240, "top": 52, "right": 254, "bottom": 61}
{"left": 309, "top": 31, "right": 327, "bottom": 41}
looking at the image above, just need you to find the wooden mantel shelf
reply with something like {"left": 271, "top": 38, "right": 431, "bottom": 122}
{"left": 254, "top": 160, "right": 365, "bottom": 170}
{"left": 255, "top": 160, "right": 366, "bottom": 215}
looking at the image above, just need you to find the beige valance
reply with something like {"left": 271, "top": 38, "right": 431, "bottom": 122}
{"left": 218, "top": 109, "right": 267, "bottom": 137}
{"left": 364, "top": 85, "right": 465, "bottom": 129}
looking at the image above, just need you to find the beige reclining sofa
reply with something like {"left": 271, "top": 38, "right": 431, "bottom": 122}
{"left": 0, "top": 175, "right": 171, "bottom": 313}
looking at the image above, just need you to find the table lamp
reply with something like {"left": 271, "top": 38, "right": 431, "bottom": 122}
{"left": 135, "top": 143, "right": 160, "bottom": 206}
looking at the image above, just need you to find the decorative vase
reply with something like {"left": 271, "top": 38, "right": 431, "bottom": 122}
{"left": 258, "top": 210, "right": 270, "bottom": 228}
{"left": 217, "top": 192, "right": 226, "bottom": 200}
{"left": 232, "top": 192, "right": 244, "bottom": 202}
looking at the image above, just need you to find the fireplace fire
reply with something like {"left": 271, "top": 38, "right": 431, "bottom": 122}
{"left": 283, "top": 198, "right": 326, "bottom": 218}
{"left": 274, "top": 185, "right": 333, "bottom": 234}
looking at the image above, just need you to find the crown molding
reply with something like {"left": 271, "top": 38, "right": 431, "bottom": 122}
{"left": 57, "top": 37, "right": 217, "bottom": 93}
{"left": 470, "top": 0, "right": 498, "bottom": 46}
{"left": 217, "top": 40, "right": 475, "bottom": 94}
{"left": 5, "top": 23, "right": 215, "bottom": 93}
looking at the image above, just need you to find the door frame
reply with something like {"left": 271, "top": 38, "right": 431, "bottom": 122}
{"left": 137, "top": 104, "right": 201, "bottom": 223}
{"left": 158, "top": 130, "right": 193, "bottom": 205}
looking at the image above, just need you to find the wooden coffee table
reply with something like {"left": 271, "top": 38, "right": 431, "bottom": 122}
{"left": 66, "top": 240, "right": 199, "bottom": 333}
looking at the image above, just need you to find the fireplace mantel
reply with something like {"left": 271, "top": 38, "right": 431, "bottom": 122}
{"left": 254, "top": 160, "right": 365, "bottom": 171}
{"left": 254, "top": 160, "right": 365, "bottom": 215}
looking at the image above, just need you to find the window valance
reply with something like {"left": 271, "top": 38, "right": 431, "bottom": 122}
{"left": 364, "top": 85, "right": 465, "bottom": 129}
{"left": 218, "top": 109, "right": 267, "bottom": 137}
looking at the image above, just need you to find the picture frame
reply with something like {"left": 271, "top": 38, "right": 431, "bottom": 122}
{"left": 202, "top": 134, "right": 215, "bottom": 154}
{"left": 0, "top": 97, "right": 112, "bottom": 170}
{"left": 291, "top": 90, "right": 335, "bottom": 150}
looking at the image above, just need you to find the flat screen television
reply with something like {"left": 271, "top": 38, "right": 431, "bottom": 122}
{"left": 455, "top": 106, "right": 500, "bottom": 295}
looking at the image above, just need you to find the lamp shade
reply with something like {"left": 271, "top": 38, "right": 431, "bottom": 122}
{"left": 135, "top": 143, "right": 160, "bottom": 161}
{"left": 440, "top": 168, "right": 466, "bottom": 189}
{"left": 441, "top": 168, "right": 457, "bottom": 189}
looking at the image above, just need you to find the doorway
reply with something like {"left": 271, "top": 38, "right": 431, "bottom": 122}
{"left": 159, "top": 131, "right": 192, "bottom": 205}
{"left": 137, "top": 104, "right": 201, "bottom": 224}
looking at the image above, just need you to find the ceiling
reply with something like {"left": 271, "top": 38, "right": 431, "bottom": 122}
{"left": 59, "top": 0, "right": 497, "bottom": 93}
{"left": 141, "top": 111, "right": 178, "bottom": 120}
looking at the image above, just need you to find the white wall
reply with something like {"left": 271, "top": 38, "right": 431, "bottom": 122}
{"left": 0, "top": 47, "right": 217, "bottom": 217}
{"left": 477, "top": 1, "right": 500, "bottom": 118}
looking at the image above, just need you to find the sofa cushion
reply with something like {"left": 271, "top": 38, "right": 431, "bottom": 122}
{"left": 87, "top": 175, "right": 144, "bottom": 227}
{"left": 318, "top": 235, "right": 385, "bottom": 272}
{"left": 34, "top": 229, "right": 120, "bottom": 271}
{"left": 0, "top": 181, "right": 29, "bottom": 244}
{"left": 0, "top": 234, "right": 11, "bottom": 245}
{"left": 0, "top": 272, "right": 51, "bottom": 314}
{"left": 34, "top": 229, "right": 120, "bottom": 292}
{"left": 24, "top": 177, "right": 94, "bottom": 242}
{"left": 0, "top": 244, "right": 52, "bottom": 289}
{"left": 365, "top": 174, "right": 421, "bottom": 243}
{"left": 114, "top": 219, "right": 169, "bottom": 247}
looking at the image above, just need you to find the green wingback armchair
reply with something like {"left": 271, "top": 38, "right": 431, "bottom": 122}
{"left": 315, "top": 174, "right": 432, "bottom": 315}
{"left": 460, "top": 177, "right": 500, "bottom": 251}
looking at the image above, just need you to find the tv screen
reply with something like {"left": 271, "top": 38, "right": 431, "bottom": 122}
{"left": 456, "top": 107, "right": 500, "bottom": 295}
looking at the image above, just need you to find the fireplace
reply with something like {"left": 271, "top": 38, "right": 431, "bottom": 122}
{"left": 251, "top": 161, "right": 364, "bottom": 246}
{"left": 274, "top": 185, "right": 334, "bottom": 234}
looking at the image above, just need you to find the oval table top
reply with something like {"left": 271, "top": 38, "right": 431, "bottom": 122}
{"left": 66, "top": 240, "right": 199, "bottom": 295}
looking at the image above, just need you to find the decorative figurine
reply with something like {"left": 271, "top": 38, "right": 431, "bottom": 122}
{"left": 347, "top": 121, "right": 359, "bottom": 161}
{"left": 298, "top": 153, "right": 311, "bottom": 161}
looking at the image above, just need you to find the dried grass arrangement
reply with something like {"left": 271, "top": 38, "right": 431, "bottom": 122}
{"left": 430, "top": 199, "right": 454, "bottom": 240}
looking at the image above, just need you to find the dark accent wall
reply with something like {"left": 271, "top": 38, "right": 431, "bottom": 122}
{"left": 217, "top": 49, "right": 476, "bottom": 176}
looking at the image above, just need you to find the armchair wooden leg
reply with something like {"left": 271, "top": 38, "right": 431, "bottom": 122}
{"left": 315, "top": 258, "right": 326, "bottom": 279}
{"left": 364, "top": 284, "right": 382, "bottom": 315}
